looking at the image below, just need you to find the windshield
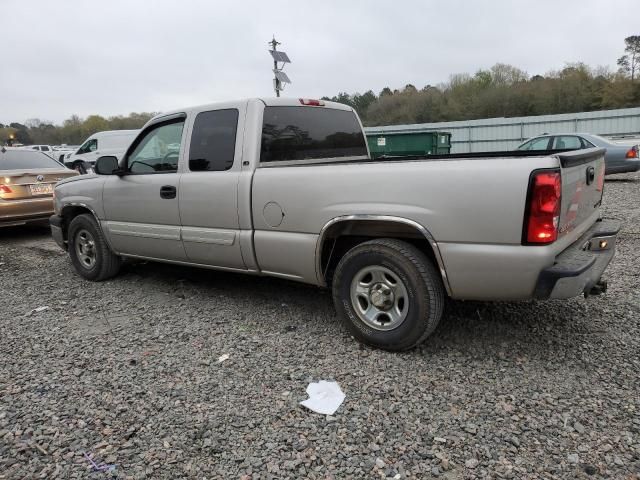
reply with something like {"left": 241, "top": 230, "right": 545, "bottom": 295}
{"left": 0, "top": 150, "right": 62, "bottom": 170}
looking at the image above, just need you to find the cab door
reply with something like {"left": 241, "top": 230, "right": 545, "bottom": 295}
{"left": 102, "top": 115, "right": 188, "bottom": 261}
{"left": 179, "top": 105, "right": 246, "bottom": 269}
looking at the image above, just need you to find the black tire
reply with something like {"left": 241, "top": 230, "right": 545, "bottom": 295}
{"left": 332, "top": 238, "right": 444, "bottom": 351}
{"left": 68, "top": 213, "right": 121, "bottom": 281}
{"left": 72, "top": 161, "right": 87, "bottom": 174}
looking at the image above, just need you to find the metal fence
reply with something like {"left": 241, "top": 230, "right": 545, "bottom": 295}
{"left": 364, "top": 107, "right": 640, "bottom": 153}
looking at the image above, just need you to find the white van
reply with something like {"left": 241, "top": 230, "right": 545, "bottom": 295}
{"left": 64, "top": 130, "right": 138, "bottom": 173}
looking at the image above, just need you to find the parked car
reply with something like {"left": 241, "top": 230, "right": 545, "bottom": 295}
{"left": 19, "top": 145, "right": 68, "bottom": 167}
{"left": 0, "top": 147, "right": 77, "bottom": 226}
{"left": 52, "top": 145, "right": 79, "bottom": 164}
{"left": 517, "top": 133, "right": 640, "bottom": 175}
{"left": 50, "top": 98, "right": 619, "bottom": 351}
{"left": 22, "top": 144, "right": 55, "bottom": 155}
{"left": 63, "top": 130, "right": 138, "bottom": 173}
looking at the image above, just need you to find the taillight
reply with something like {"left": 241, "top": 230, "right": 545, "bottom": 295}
{"left": 0, "top": 185, "right": 12, "bottom": 194}
{"left": 524, "top": 170, "right": 561, "bottom": 245}
{"left": 625, "top": 146, "right": 638, "bottom": 159}
{"left": 299, "top": 98, "right": 324, "bottom": 106}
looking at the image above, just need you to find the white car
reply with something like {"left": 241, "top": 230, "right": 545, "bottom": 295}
{"left": 19, "top": 145, "right": 66, "bottom": 166}
{"left": 64, "top": 130, "right": 138, "bottom": 173}
{"left": 23, "top": 144, "right": 55, "bottom": 154}
{"left": 52, "top": 145, "right": 79, "bottom": 163}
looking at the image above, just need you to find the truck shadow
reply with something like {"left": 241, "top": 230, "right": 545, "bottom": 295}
{"left": 120, "top": 259, "right": 601, "bottom": 361}
{"left": 0, "top": 224, "right": 50, "bottom": 240}
{"left": 422, "top": 297, "right": 603, "bottom": 360}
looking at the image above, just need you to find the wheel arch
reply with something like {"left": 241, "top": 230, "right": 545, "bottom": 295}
{"left": 315, "top": 215, "right": 451, "bottom": 295}
{"left": 59, "top": 203, "right": 102, "bottom": 244}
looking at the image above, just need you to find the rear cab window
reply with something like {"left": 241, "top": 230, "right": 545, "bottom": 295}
{"left": 260, "top": 106, "right": 367, "bottom": 164}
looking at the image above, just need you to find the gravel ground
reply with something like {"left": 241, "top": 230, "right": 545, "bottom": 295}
{"left": 1, "top": 173, "right": 639, "bottom": 480}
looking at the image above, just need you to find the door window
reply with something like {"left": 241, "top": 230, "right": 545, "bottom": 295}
{"left": 517, "top": 137, "right": 552, "bottom": 151}
{"left": 77, "top": 139, "right": 98, "bottom": 154}
{"left": 41, "top": 146, "right": 50, "bottom": 151}
{"left": 188, "top": 109, "right": 239, "bottom": 171}
{"left": 126, "top": 121, "right": 185, "bottom": 174}
{"left": 552, "top": 136, "right": 583, "bottom": 150}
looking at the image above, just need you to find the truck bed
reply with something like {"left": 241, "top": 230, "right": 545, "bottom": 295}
{"left": 252, "top": 147, "right": 605, "bottom": 299}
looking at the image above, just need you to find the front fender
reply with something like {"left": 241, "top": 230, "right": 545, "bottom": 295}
{"left": 55, "top": 176, "right": 106, "bottom": 219}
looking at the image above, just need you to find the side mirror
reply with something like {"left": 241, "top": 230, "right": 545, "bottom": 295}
{"left": 95, "top": 156, "right": 121, "bottom": 175}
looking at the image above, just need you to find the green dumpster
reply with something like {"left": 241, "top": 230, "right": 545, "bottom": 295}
{"left": 366, "top": 131, "right": 452, "bottom": 158}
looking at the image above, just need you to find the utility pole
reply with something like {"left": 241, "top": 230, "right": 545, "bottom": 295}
{"left": 268, "top": 36, "right": 291, "bottom": 97}
{"left": 269, "top": 37, "right": 281, "bottom": 97}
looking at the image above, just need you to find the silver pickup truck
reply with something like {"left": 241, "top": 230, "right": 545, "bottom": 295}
{"left": 50, "top": 98, "right": 620, "bottom": 350}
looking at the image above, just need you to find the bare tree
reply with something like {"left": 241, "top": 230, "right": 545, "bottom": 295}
{"left": 617, "top": 35, "right": 640, "bottom": 81}
{"left": 24, "top": 118, "right": 43, "bottom": 129}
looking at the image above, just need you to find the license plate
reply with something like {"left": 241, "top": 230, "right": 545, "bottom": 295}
{"left": 29, "top": 184, "right": 54, "bottom": 196}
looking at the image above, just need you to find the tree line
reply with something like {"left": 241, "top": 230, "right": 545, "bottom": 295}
{"left": 324, "top": 62, "right": 639, "bottom": 127}
{"left": 323, "top": 36, "right": 640, "bottom": 126}
{"left": 0, "top": 112, "right": 155, "bottom": 147}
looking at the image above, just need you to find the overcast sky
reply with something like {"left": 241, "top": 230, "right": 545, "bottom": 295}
{"left": 1, "top": 0, "right": 636, "bottom": 124}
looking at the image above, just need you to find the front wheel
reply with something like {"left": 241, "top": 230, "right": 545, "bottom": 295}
{"left": 68, "top": 214, "right": 121, "bottom": 281}
{"left": 332, "top": 239, "right": 444, "bottom": 351}
{"left": 72, "top": 161, "right": 87, "bottom": 174}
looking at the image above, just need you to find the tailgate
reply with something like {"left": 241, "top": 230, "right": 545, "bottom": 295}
{"left": 556, "top": 148, "right": 606, "bottom": 240}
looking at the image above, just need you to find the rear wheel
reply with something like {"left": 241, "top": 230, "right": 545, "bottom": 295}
{"left": 332, "top": 238, "right": 444, "bottom": 351}
{"left": 68, "top": 214, "right": 121, "bottom": 281}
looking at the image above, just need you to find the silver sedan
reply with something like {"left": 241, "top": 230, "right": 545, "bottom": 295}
{"left": 517, "top": 133, "right": 640, "bottom": 175}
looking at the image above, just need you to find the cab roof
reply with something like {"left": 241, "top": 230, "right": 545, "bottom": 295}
{"left": 148, "top": 97, "right": 354, "bottom": 125}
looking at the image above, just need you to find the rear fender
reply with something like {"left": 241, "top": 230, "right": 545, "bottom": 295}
{"left": 315, "top": 215, "right": 451, "bottom": 294}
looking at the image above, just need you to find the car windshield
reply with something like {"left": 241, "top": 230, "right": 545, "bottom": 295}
{"left": 0, "top": 149, "right": 62, "bottom": 170}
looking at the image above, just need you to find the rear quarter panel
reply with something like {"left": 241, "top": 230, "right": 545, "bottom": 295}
{"left": 604, "top": 145, "right": 639, "bottom": 173}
